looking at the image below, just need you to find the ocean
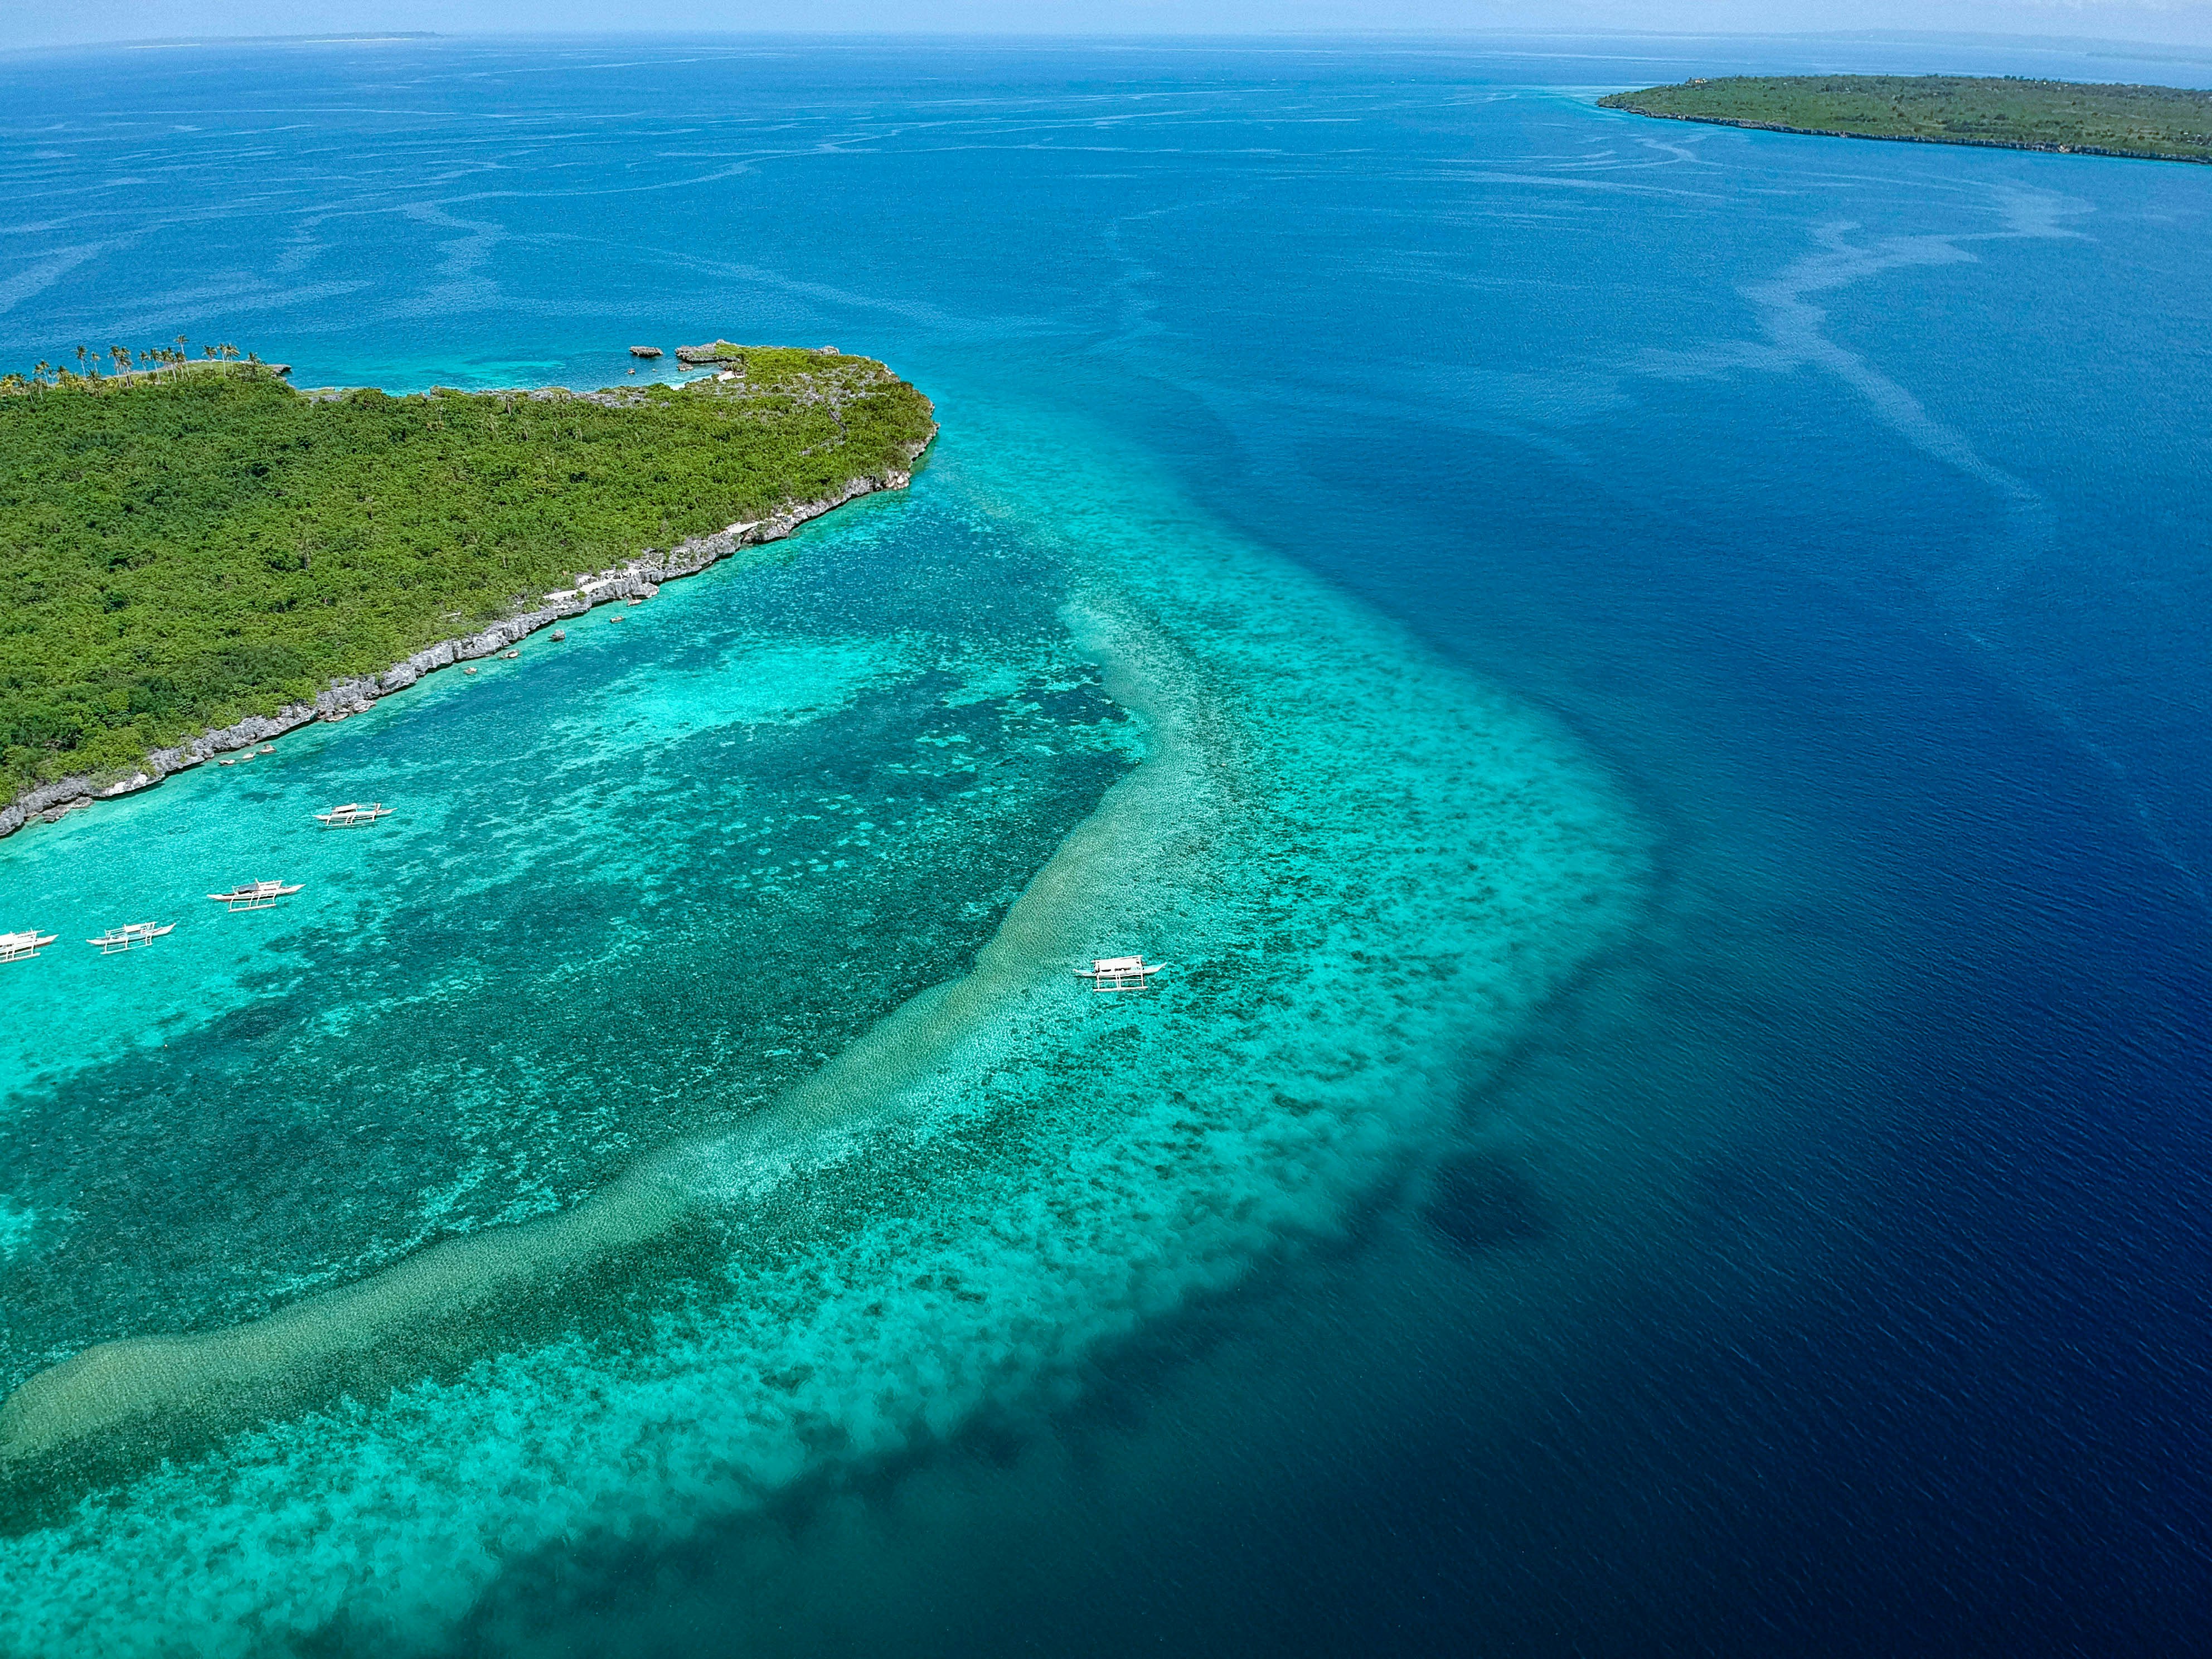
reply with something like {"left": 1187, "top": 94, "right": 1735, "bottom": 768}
{"left": 0, "top": 31, "right": 2208, "bottom": 1657}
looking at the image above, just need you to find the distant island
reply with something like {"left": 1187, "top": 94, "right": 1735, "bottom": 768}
{"left": 0, "top": 343, "right": 934, "bottom": 835}
{"left": 1598, "top": 76, "right": 2212, "bottom": 164}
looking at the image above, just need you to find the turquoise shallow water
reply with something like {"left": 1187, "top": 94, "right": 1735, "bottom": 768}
{"left": 0, "top": 486, "right": 1139, "bottom": 1393}
{"left": 0, "top": 400, "right": 1647, "bottom": 1648}
{"left": 2, "top": 31, "right": 2210, "bottom": 1658}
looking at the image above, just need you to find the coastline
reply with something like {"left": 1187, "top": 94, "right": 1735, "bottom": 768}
{"left": 1600, "top": 100, "right": 2212, "bottom": 166}
{"left": 0, "top": 413, "right": 1653, "bottom": 1648}
{"left": 0, "top": 553, "right": 1189, "bottom": 1493}
{"left": 0, "top": 462, "right": 1647, "bottom": 1521}
{"left": 0, "top": 439, "right": 931, "bottom": 843}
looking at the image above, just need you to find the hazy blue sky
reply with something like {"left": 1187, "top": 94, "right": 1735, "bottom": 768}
{"left": 11, "top": 0, "right": 2212, "bottom": 54}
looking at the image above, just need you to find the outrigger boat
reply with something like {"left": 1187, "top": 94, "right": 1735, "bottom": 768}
{"left": 314, "top": 801, "right": 392, "bottom": 827}
{"left": 0, "top": 929, "right": 57, "bottom": 963}
{"left": 207, "top": 880, "right": 303, "bottom": 912}
{"left": 1074, "top": 954, "right": 1165, "bottom": 992}
{"left": 88, "top": 922, "right": 175, "bottom": 954}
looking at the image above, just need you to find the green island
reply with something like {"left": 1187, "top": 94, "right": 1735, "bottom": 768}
{"left": 0, "top": 343, "right": 935, "bottom": 817}
{"left": 1598, "top": 75, "right": 2212, "bottom": 163}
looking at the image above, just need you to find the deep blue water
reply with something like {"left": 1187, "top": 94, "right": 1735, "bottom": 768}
{"left": 2, "top": 31, "right": 2210, "bottom": 1657}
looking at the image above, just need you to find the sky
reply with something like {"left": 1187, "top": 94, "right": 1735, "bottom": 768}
{"left": 9, "top": 0, "right": 2212, "bottom": 53}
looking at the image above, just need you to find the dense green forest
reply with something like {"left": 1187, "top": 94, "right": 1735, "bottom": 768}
{"left": 0, "top": 352, "right": 934, "bottom": 798}
{"left": 1599, "top": 76, "right": 2212, "bottom": 162}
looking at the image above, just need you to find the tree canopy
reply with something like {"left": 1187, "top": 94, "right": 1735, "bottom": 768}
{"left": 0, "top": 352, "right": 935, "bottom": 795}
{"left": 1600, "top": 76, "right": 2212, "bottom": 162}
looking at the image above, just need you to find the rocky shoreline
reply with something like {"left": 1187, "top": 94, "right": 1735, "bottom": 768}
{"left": 0, "top": 447, "right": 928, "bottom": 842}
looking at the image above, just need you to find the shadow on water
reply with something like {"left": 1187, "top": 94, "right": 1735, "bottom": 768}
{"left": 1422, "top": 1149, "right": 1552, "bottom": 1254}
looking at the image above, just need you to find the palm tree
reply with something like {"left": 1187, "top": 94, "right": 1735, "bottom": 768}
{"left": 74, "top": 345, "right": 87, "bottom": 375}
{"left": 32, "top": 361, "right": 49, "bottom": 388}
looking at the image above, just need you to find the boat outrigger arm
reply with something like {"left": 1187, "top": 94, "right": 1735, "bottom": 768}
{"left": 314, "top": 802, "right": 393, "bottom": 827}
{"left": 207, "top": 880, "right": 303, "bottom": 911}
{"left": 1074, "top": 954, "right": 1166, "bottom": 991}
{"left": 0, "top": 929, "right": 58, "bottom": 962}
{"left": 88, "top": 922, "right": 177, "bottom": 954}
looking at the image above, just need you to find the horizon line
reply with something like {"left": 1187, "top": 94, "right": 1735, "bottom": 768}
{"left": 10, "top": 25, "right": 2212, "bottom": 56}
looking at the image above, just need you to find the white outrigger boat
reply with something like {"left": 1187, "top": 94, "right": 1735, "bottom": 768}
{"left": 207, "top": 880, "right": 303, "bottom": 912}
{"left": 314, "top": 801, "right": 392, "bottom": 827}
{"left": 1074, "top": 954, "right": 1166, "bottom": 992}
{"left": 88, "top": 922, "right": 176, "bottom": 954}
{"left": 0, "top": 929, "right": 57, "bottom": 963}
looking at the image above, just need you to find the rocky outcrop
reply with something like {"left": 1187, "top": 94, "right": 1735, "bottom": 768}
{"left": 0, "top": 436, "right": 931, "bottom": 843}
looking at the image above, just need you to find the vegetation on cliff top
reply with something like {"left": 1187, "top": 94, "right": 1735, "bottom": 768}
{"left": 1599, "top": 76, "right": 2212, "bottom": 163}
{"left": 0, "top": 348, "right": 935, "bottom": 798}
